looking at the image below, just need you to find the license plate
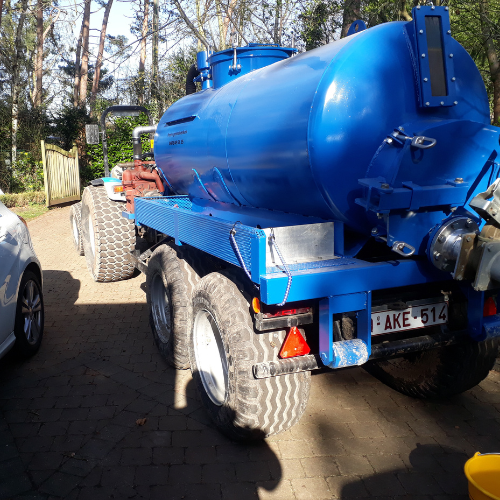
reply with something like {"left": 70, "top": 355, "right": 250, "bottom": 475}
{"left": 371, "top": 300, "right": 448, "bottom": 336}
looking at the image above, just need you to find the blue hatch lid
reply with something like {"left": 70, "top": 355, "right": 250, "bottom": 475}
{"left": 208, "top": 44, "right": 297, "bottom": 88}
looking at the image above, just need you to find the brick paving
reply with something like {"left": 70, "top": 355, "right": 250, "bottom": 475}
{"left": 1, "top": 204, "right": 500, "bottom": 499}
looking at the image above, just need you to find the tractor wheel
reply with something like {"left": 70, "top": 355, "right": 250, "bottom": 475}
{"left": 69, "top": 202, "right": 84, "bottom": 256}
{"left": 189, "top": 271, "right": 311, "bottom": 441}
{"left": 146, "top": 243, "right": 217, "bottom": 369}
{"left": 81, "top": 185, "right": 135, "bottom": 282}
{"left": 365, "top": 338, "right": 498, "bottom": 398}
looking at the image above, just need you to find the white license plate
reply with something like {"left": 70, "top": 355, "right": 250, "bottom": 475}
{"left": 371, "top": 300, "right": 448, "bottom": 336}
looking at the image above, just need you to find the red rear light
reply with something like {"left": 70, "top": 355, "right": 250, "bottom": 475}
{"left": 17, "top": 215, "right": 28, "bottom": 228}
{"left": 279, "top": 327, "right": 311, "bottom": 358}
{"left": 262, "top": 307, "right": 311, "bottom": 319}
{"left": 483, "top": 297, "right": 497, "bottom": 317}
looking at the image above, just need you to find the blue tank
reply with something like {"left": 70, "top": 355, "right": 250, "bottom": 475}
{"left": 154, "top": 7, "right": 497, "bottom": 245}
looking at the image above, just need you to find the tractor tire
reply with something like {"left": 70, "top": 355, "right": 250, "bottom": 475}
{"left": 81, "top": 185, "right": 135, "bottom": 282}
{"left": 365, "top": 338, "right": 498, "bottom": 398}
{"left": 189, "top": 271, "right": 311, "bottom": 441}
{"left": 69, "top": 202, "right": 84, "bottom": 256}
{"left": 146, "top": 244, "right": 202, "bottom": 369}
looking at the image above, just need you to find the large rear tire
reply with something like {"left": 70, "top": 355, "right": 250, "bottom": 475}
{"left": 69, "top": 202, "right": 84, "bottom": 256}
{"left": 146, "top": 243, "right": 210, "bottom": 369}
{"left": 365, "top": 338, "right": 498, "bottom": 398}
{"left": 189, "top": 271, "right": 311, "bottom": 441}
{"left": 81, "top": 185, "right": 135, "bottom": 282}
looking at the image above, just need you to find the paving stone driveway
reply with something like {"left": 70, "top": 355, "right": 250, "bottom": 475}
{"left": 1, "top": 205, "right": 500, "bottom": 500}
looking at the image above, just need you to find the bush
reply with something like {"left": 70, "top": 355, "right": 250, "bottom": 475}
{"left": 0, "top": 190, "right": 46, "bottom": 208}
{"left": 0, "top": 152, "right": 45, "bottom": 194}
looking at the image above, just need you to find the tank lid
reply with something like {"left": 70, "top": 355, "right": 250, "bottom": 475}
{"left": 208, "top": 44, "right": 297, "bottom": 88}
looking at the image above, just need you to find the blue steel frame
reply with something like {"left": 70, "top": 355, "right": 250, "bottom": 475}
{"left": 133, "top": 195, "right": 500, "bottom": 370}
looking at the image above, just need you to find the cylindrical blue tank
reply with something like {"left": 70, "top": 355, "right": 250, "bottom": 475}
{"left": 154, "top": 20, "right": 492, "bottom": 235}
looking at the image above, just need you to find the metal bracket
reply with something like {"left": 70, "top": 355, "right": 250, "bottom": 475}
{"left": 470, "top": 178, "right": 500, "bottom": 226}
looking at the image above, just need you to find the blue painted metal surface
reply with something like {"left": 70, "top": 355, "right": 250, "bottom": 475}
{"left": 208, "top": 44, "right": 296, "bottom": 88}
{"left": 133, "top": 7, "right": 500, "bottom": 369}
{"left": 154, "top": 8, "right": 496, "bottom": 256}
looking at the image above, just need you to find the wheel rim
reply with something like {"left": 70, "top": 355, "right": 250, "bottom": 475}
{"left": 21, "top": 280, "right": 42, "bottom": 345}
{"left": 150, "top": 273, "right": 172, "bottom": 343}
{"left": 88, "top": 216, "right": 95, "bottom": 257}
{"left": 72, "top": 216, "right": 79, "bottom": 248}
{"left": 193, "top": 309, "right": 228, "bottom": 406}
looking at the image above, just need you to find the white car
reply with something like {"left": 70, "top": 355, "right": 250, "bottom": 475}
{"left": 0, "top": 202, "right": 44, "bottom": 359}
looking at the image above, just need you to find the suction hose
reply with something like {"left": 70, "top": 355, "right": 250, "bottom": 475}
{"left": 186, "top": 64, "right": 200, "bottom": 95}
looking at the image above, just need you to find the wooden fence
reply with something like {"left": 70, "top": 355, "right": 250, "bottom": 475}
{"left": 41, "top": 141, "right": 80, "bottom": 207}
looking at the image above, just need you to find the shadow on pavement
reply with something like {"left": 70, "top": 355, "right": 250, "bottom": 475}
{"left": 0, "top": 270, "right": 282, "bottom": 500}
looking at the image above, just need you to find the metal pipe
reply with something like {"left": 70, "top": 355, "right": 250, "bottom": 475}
{"left": 132, "top": 125, "right": 157, "bottom": 160}
{"left": 369, "top": 330, "right": 468, "bottom": 360}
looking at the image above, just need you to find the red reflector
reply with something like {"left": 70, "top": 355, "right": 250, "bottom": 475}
{"left": 483, "top": 297, "right": 497, "bottom": 317}
{"left": 279, "top": 327, "right": 311, "bottom": 359}
{"left": 262, "top": 307, "right": 311, "bottom": 319}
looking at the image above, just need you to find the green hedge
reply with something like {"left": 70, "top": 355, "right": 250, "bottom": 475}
{"left": 0, "top": 190, "right": 46, "bottom": 207}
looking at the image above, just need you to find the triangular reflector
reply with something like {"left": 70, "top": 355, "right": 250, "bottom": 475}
{"left": 484, "top": 297, "right": 497, "bottom": 317}
{"left": 279, "top": 327, "right": 311, "bottom": 358}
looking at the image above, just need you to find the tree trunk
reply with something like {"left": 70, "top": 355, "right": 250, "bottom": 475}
{"left": 11, "top": 0, "right": 29, "bottom": 165}
{"left": 90, "top": 0, "right": 113, "bottom": 113}
{"left": 480, "top": 0, "right": 500, "bottom": 124}
{"left": 152, "top": 0, "right": 159, "bottom": 117}
{"left": 73, "top": 8, "right": 85, "bottom": 106}
{"left": 78, "top": 0, "right": 91, "bottom": 107}
{"left": 0, "top": 0, "right": 4, "bottom": 28}
{"left": 341, "top": 0, "right": 361, "bottom": 38}
{"left": 33, "top": 0, "right": 44, "bottom": 108}
{"left": 138, "top": 0, "right": 149, "bottom": 105}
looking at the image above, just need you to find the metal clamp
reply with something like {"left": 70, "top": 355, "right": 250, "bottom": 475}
{"left": 411, "top": 136, "right": 437, "bottom": 149}
{"left": 391, "top": 241, "right": 415, "bottom": 257}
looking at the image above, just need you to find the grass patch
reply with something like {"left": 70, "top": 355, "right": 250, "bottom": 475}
{"left": 11, "top": 204, "right": 49, "bottom": 221}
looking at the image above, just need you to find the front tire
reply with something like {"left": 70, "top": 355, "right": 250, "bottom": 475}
{"left": 189, "top": 272, "right": 311, "bottom": 441}
{"left": 69, "top": 202, "right": 84, "bottom": 256}
{"left": 365, "top": 338, "right": 498, "bottom": 398}
{"left": 14, "top": 270, "right": 44, "bottom": 357}
{"left": 81, "top": 185, "right": 135, "bottom": 282}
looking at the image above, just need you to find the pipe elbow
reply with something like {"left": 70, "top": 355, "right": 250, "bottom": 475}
{"left": 138, "top": 170, "right": 164, "bottom": 192}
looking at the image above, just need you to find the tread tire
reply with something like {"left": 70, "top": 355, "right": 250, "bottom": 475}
{"left": 69, "top": 202, "right": 84, "bottom": 256}
{"left": 146, "top": 243, "right": 211, "bottom": 369}
{"left": 14, "top": 270, "right": 44, "bottom": 357}
{"left": 189, "top": 271, "right": 311, "bottom": 441}
{"left": 81, "top": 185, "right": 135, "bottom": 282}
{"left": 365, "top": 338, "right": 498, "bottom": 398}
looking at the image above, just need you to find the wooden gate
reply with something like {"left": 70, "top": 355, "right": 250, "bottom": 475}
{"left": 41, "top": 141, "right": 81, "bottom": 207}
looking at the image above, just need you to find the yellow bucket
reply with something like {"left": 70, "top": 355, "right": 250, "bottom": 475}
{"left": 465, "top": 452, "right": 500, "bottom": 500}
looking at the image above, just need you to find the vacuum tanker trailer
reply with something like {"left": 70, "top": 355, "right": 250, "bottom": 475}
{"left": 73, "top": 5, "right": 500, "bottom": 440}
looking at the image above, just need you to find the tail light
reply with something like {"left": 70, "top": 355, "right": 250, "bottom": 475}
{"left": 262, "top": 307, "right": 311, "bottom": 319}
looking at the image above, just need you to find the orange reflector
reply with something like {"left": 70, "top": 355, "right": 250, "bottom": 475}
{"left": 113, "top": 185, "right": 124, "bottom": 193}
{"left": 279, "top": 327, "right": 311, "bottom": 359}
{"left": 252, "top": 297, "right": 261, "bottom": 314}
{"left": 483, "top": 297, "right": 497, "bottom": 317}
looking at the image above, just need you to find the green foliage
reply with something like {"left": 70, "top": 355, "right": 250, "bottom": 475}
{"left": 299, "top": 2, "right": 342, "bottom": 50}
{"left": 9, "top": 152, "right": 44, "bottom": 193}
{"left": 0, "top": 190, "right": 46, "bottom": 207}
{"left": 84, "top": 114, "right": 151, "bottom": 183}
